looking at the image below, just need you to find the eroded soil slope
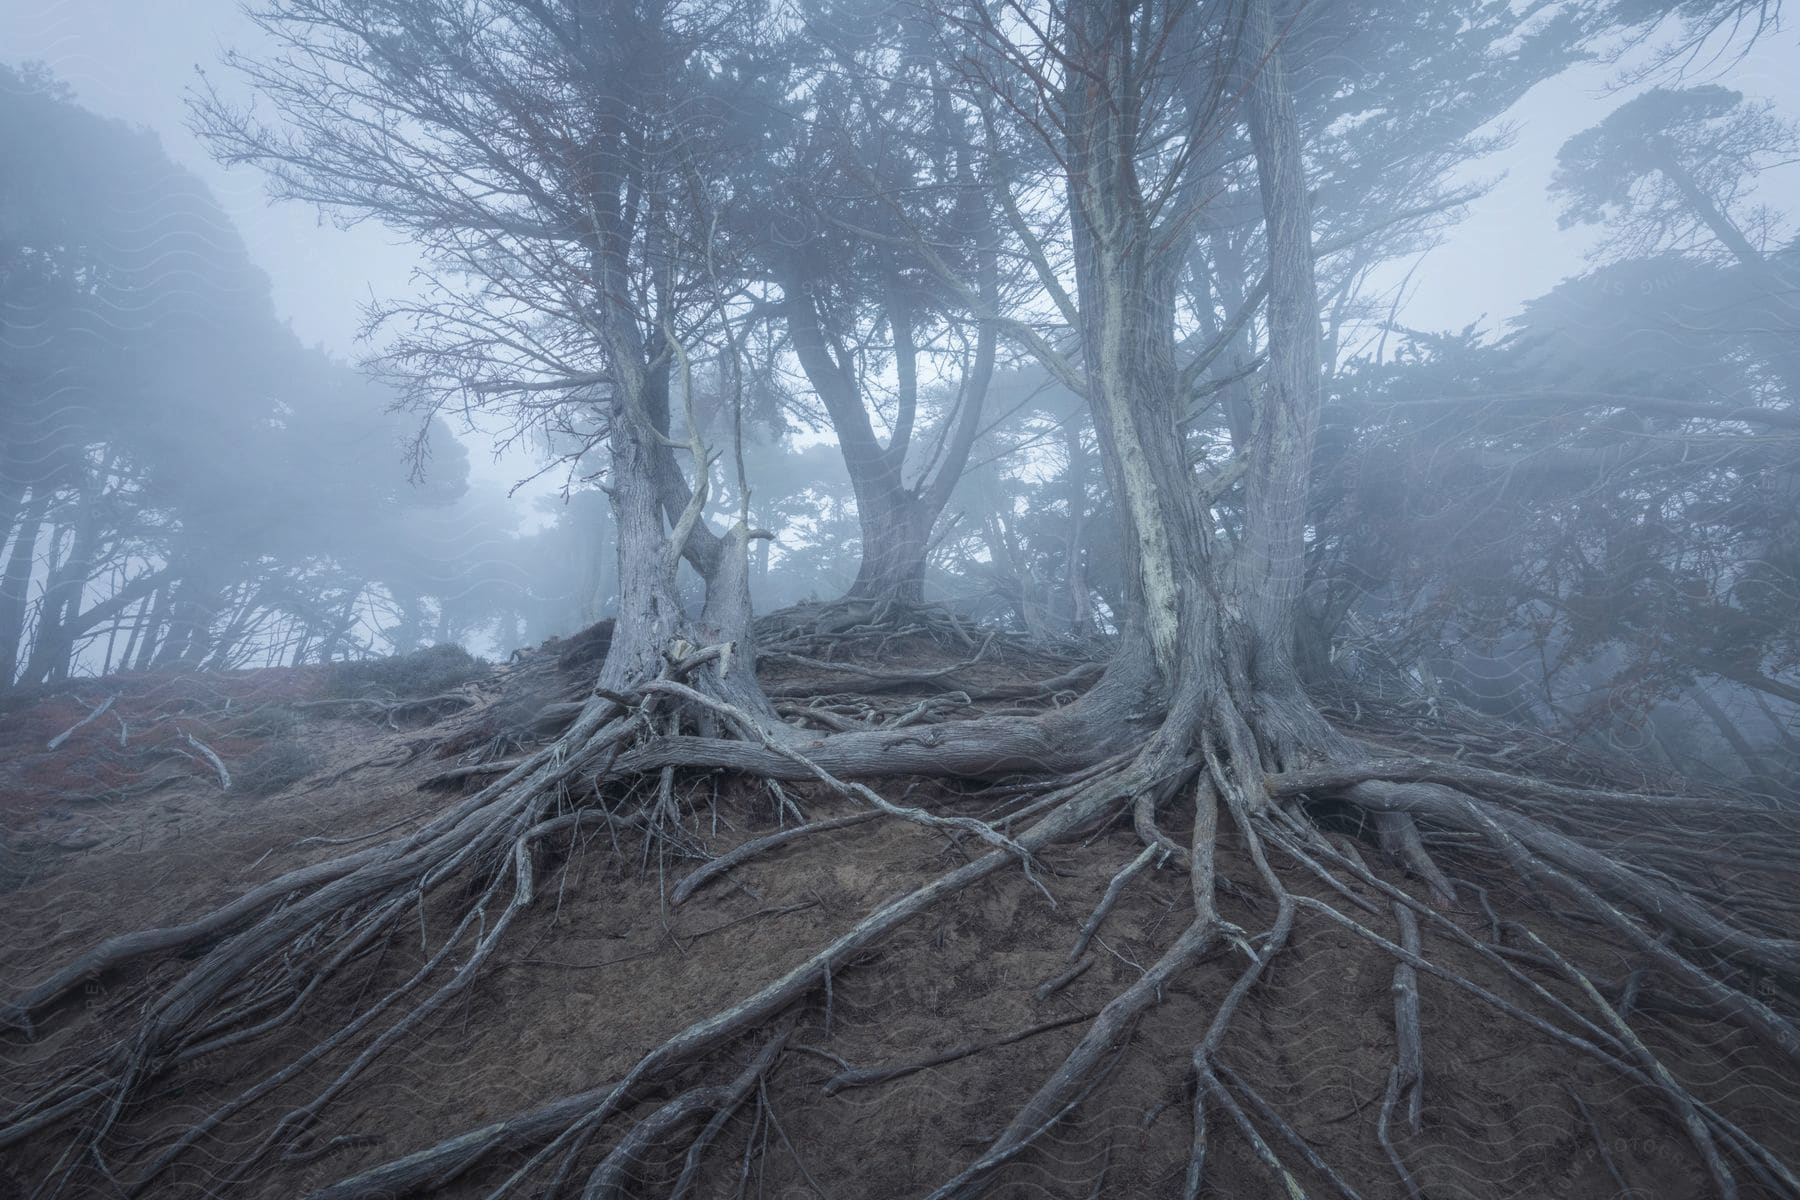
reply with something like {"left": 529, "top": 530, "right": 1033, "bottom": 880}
{"left": 2, "top": 632, "right": 1796, "bottom": 1198}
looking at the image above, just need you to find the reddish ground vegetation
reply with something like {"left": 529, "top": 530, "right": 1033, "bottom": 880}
{"left": 0, "top": 668, "right": 344, "bottom": 879}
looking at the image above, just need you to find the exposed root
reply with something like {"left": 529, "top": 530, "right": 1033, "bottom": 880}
{"left": 5, "top": 642, "right": 1798, "bottom": 1200}
{"left": 1371, "top": 808, "right": 1453, "bottom": 905}
{"left": 937, "top": 916, "right": 1224, "bottom": 1200}
{"left": 1215, "top": 1061, "right": 1364, "bottom": 1200}
{"left": 1070, "top": 843, "right": 1165, "bottom": 961}
{"left": 294, "top": 691, "right": 482, "bottom": 729}
{"left": 1388, "top": 902, "right": 1423, "bottom": 1136}
{"left": 582, "top": 1017, "right": 793, "bottom": 1200}
{"left": 182, "top": 730, "right": 233, "bottom": 790}
{"left": 1569, "top": 1084, "right": 1633, "bottom": 1196}
{"left": 670, "top": 811, "right": 880, "bottom": 906}
{"left": 1036, "top": 954, "right": 1096, "bottom": 1001}
{"left": 641, "top": 678, "right": 1056, "bottom": 900}
{"left": 1378, "top": 901, "right": 1425, "bottom": 1200}
{"left": 45, "top": 693, "right": 119, "bottom": 751}
{"left": 306, "top": 783, "right": 1117, "bottom": 1199}
{"left": 821, "top": 1009, "right": 1096, "bottom": 1096}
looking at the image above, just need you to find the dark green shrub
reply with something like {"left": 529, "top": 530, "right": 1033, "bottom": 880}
{"left": 326, "top": 644, "right": 490, "bottom": 699}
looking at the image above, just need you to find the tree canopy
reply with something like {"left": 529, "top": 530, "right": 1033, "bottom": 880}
{"left": 4, "top": 3, "right": 1800, "bottom": 1198}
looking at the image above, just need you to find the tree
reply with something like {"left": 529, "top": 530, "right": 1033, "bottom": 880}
{"left": 745, "top": 11, "right": 1004, "bottom": 607}
{"left": 1586, "top": 0, "right": 1788, "bottom": 74}
{"left": 192, "top": 0, "right": 792, "bottom": 705}
{"left": 1555, "top": 85, "right": 1800, "bottom": 401}
{"left": 1554, "top": 85, "right": 1798, "bottom": 268}
{"left": 0, "top": 63, "right": 476, "bottom": 686}
{"left": 6, "top": 4, "right": 1799, "bottom": 1198}
{"left": 1315, "top": 253, "right": 1800, "bottom": 777}
{"left": 933, "top": 366, "right": 1103, "bottom": 635}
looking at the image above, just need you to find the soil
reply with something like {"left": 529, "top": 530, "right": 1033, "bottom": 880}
{"left": 2, "top": 633, "right": 1795, "bottom": 1198}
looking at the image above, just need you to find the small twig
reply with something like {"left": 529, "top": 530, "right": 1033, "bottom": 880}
{"left": 679, "top": 901, "right": 818, "bottom": 951}
{"left": 1071, "top": 843, "right": 1162, "bottom": 962}
{"left": 1197, "top": 1065, "right": 1313, "bottom": 1200}
{"left": 1377, "top": 1066, "right": 1424, "bottom": 1200}
{"left": 296, "top": 809, "right": 434, "bottom": 848}
{"left": 669, "top": 1022, "right": 795, "bottom": 1200}
{"left": 1567, "top": 1084, "right": 1631, "bottom": 1197}
{"left": 1513, "top": 924, "right": 1739, "bottom": 1200}
{"left": 419, "top": 759, "right": 525, "bottom": 788}
{"left": 759, "top": 1078, "right": 826, "bottom": 1197}
{"left": 1216, "top": 1062, "right": 1365, "bottom": 1200}
{"left": 823, "top": 1010, "right": 1096, "bottom": 1095}
{"left": 1036, "top": 954, "right": 1095, "bottom": 1002}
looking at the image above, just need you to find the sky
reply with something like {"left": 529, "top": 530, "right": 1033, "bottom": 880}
{"left": 1, "top": 0, "right": 421, "bottom": 357}
{"left": 1376, "top": 24, "right": 1800, "bottom": 340}
{"left": 4, "top": 1, "right": 1799, "bottom": 482}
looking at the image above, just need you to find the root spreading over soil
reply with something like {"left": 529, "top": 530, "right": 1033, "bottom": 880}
{"left": 3, "top": 617, "right": 1798, "bottom": 1199}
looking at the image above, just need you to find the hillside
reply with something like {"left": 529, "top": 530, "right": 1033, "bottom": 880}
{"left": 3, "top": 626, "right": 1797, "bottom": 1198}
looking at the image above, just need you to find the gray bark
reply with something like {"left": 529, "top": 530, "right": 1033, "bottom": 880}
{"left": 782, "top": 250, "right": 996, "bottom": 605}
{"left": 0, "top": 489, "right": 48, "bottom": 687}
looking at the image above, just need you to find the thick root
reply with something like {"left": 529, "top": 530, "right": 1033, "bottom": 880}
{"left": 5, "top": 655, "right": 1797, "bottom": 1200}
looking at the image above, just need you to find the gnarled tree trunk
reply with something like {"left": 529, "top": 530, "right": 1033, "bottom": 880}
{"left": 782, "top": 250, "right": 996, "bottom": 608}
{"left": 0, "top": 488, "right": 48, "bottom": 687}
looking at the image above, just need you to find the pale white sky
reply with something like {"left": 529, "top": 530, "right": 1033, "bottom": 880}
{"left": 5, "top": 1, "right": 1798, "bottom": 481}
{"left": 1368, "top": 26, "right": 1800, "bottom": 341}
{"left": 2, "top": 0, "right": 422, "bottom": 357}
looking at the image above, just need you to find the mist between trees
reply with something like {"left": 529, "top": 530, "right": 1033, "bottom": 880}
{"left": 6, "top": 4, "right": 1797, "bottom": 795}
{"left": 8, "top": 1, "right": 1800, "bottom": 1198}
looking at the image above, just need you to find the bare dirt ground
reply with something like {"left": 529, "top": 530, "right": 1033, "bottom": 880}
{"left": 2, "top": 635, "right": 1795, "bottom": 1198}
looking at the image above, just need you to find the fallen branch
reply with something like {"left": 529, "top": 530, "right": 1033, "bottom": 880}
{"left": 185, "top": 733, "right": 232, "bottom": 791}
{"left": 46, "top": 694, "right": 118, "bottom": 751}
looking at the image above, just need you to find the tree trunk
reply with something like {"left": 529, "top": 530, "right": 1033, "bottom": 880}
{"left": 1020, "top": 0, "right": 1356, "bottom": 807}
{"left": 1652, "top": 141, "right": 1800, "bottom": 404}
{"left": 1061, "top": 416, "right": 1093, "bottom": 635}
{"left": 23, "top": 492, "right": 102, "bottom": 685}
{"left": 0, "top": 489, "right": 49, "bottom": 688}
{"left": 782, "top": 248, "right": 995, "bottom": 608}
{"left": 133, "top": 582, "right": 172, "bottom": 671}
{"left": 586, "top": 226, "right": 770, "bottom": 719}
{"left": 117, "top": 592, "right": 152, "bottom": 675}
{"left": 846, "top": 490, "right": 936, "bottom": 604}
{"left": 0, "top": 476, "right": 24, "bottom": 564}
{"left": 978, "top": 502, "right": 1046, "bottom": 637}
{"left": 153, "top": 576, "right": 224, "bottom": 669}
{"left": 1692, "top": 684, "right": 1781, "bottom": 795}
{"left": 204, "top": 585, "right": 264, "bottom": 671}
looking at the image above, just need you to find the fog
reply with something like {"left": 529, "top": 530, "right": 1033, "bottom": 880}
{"left": 9, "top": 3, "right": 1797, "bottom": 351}
{"left": 4, "top": 0, "right": 1799, "bottom": 794}
{"left": 9, "top": 4, "right": 1800, "bottom": 1193}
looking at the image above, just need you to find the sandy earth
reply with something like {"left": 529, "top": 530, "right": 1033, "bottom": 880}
{"left": 2, "top": 641, "right": 1794, "bottom": 1198}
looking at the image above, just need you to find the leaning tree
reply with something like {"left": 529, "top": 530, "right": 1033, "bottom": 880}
{"left": 4, "top": 0, "right": 1800, "bottom": 1197}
